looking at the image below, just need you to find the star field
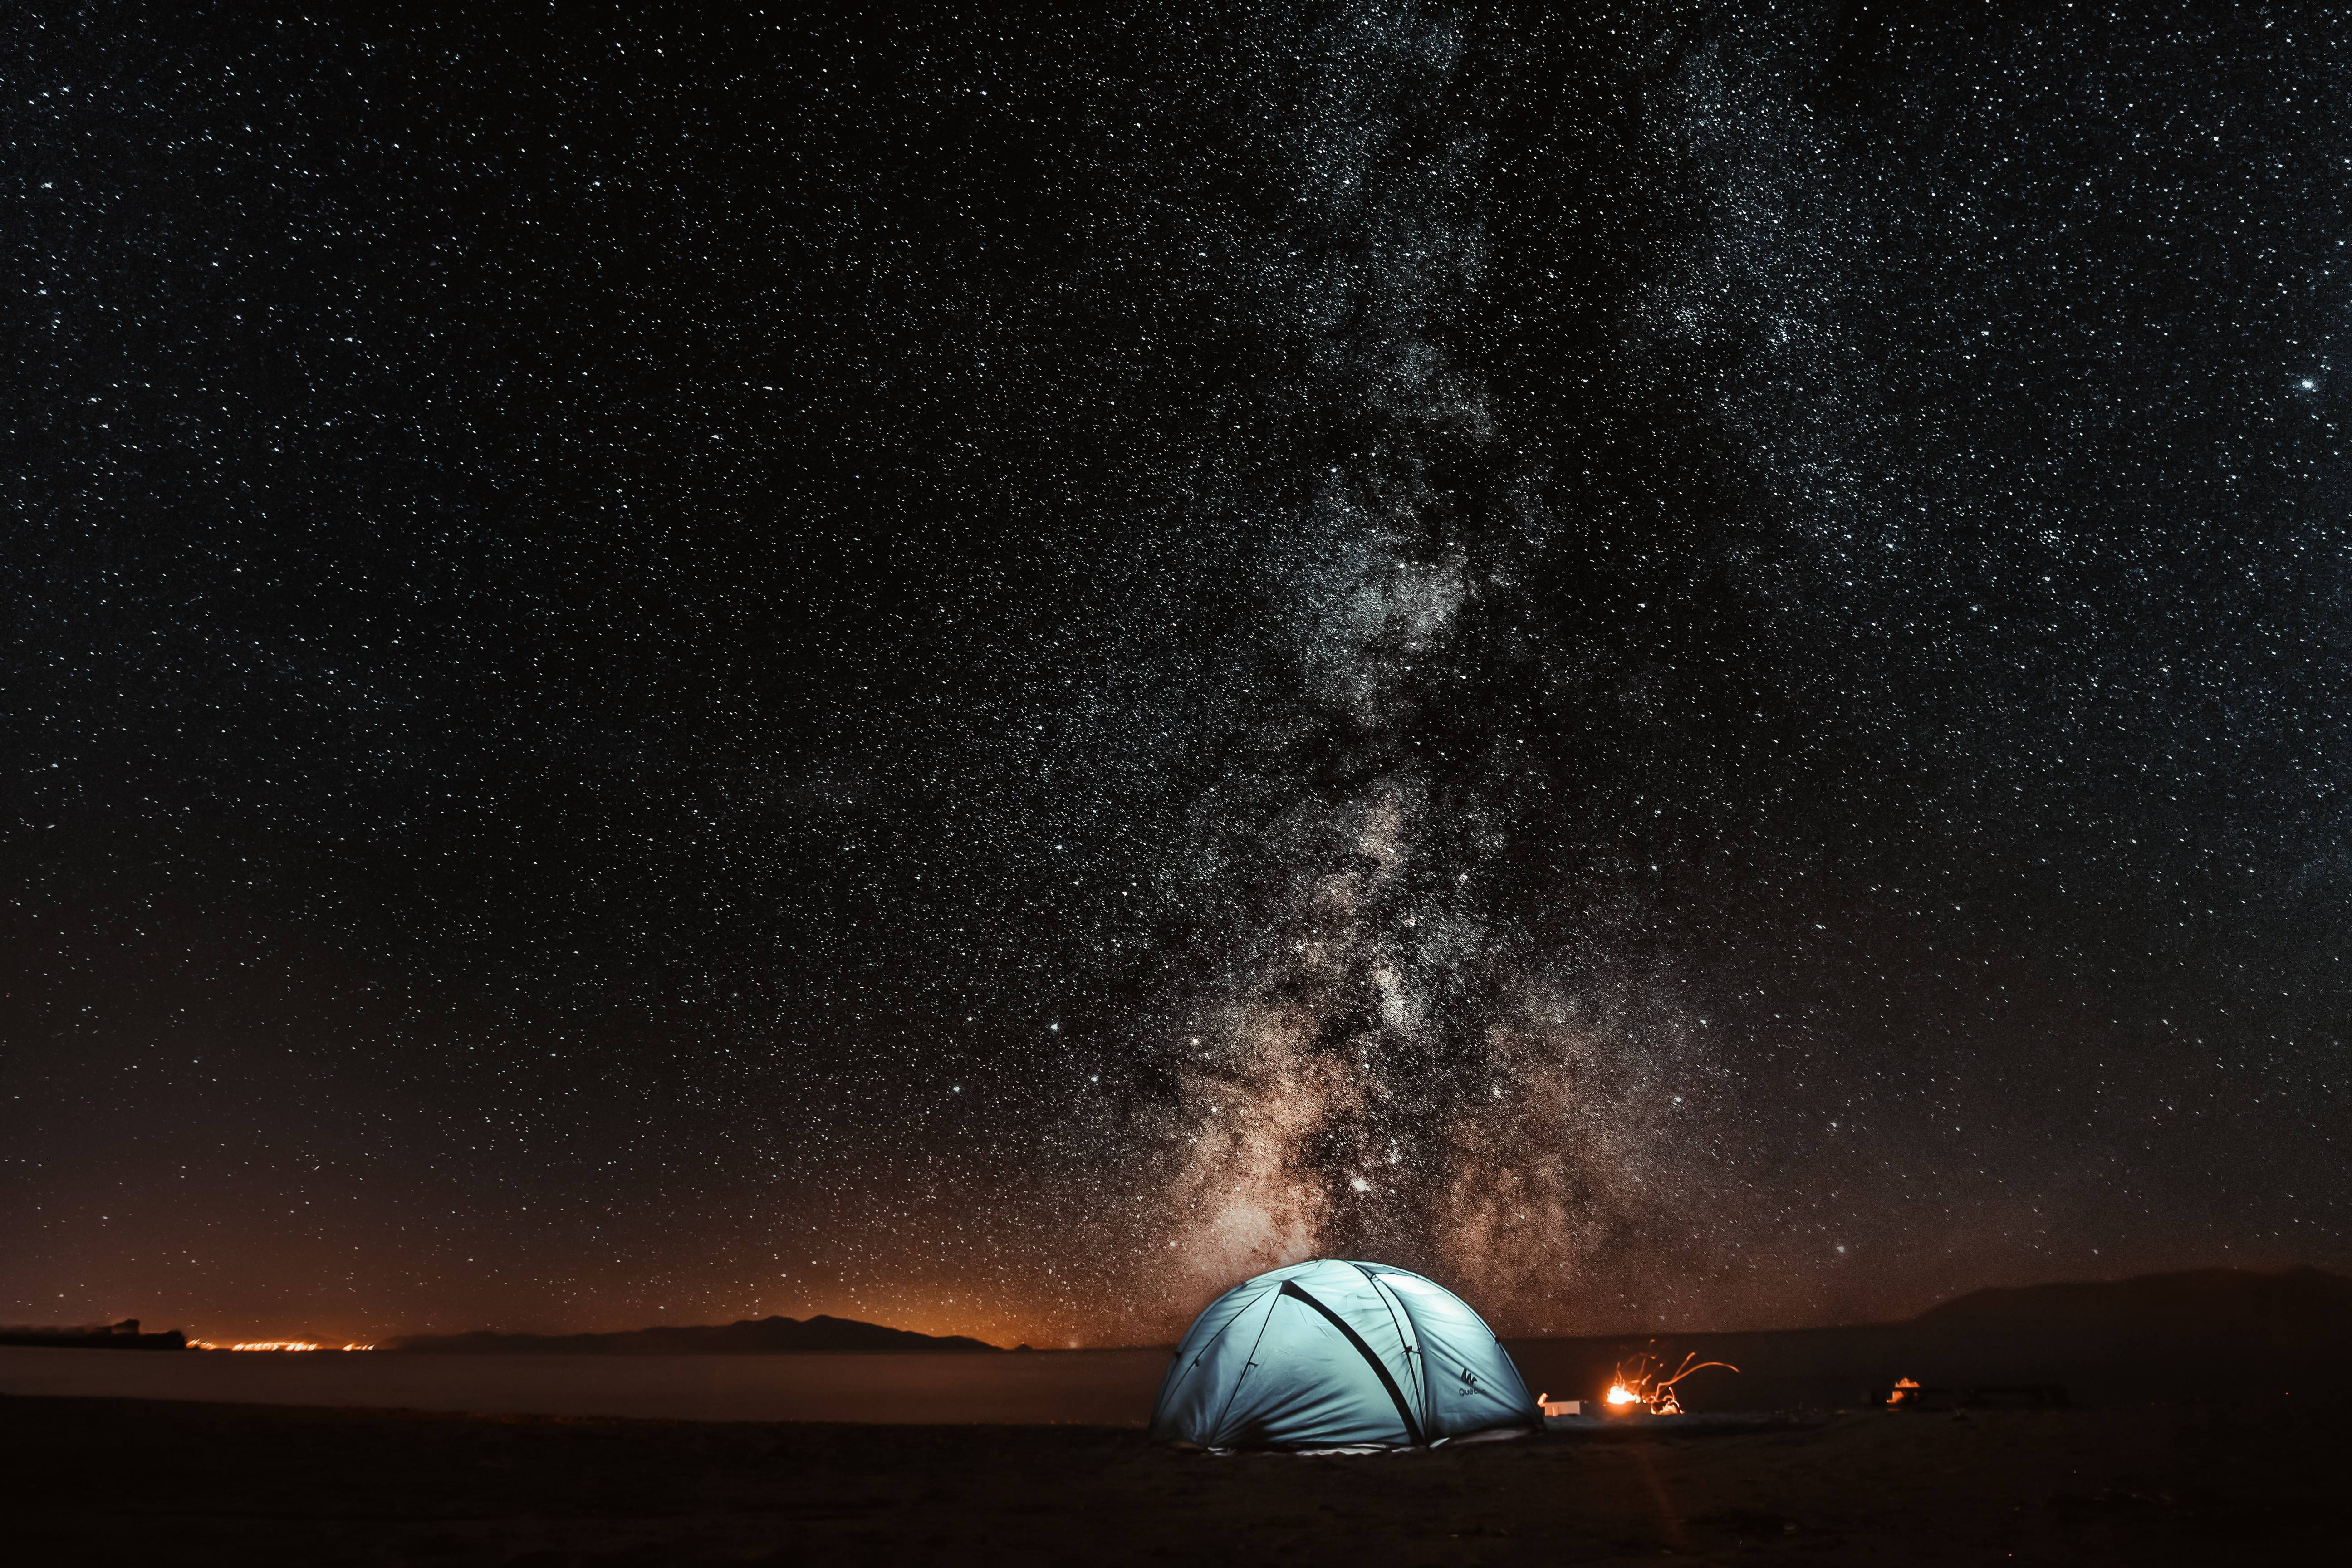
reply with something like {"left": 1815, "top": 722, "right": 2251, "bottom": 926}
{"left": 4, "top": 3, "right": 2347, "bottom": 1346}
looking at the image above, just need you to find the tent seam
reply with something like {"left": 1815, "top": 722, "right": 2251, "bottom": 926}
{"left": 1205, "top": 1285, "right": 1284, "bottom": 1448}
{"left": 1373, "top": 1271, "right": 1436, "bottom": 1433}
{"left": 1162, "top": 1283, "right": 1274, "bottom": 1403}
{"left": 1349, "top": 1261, "right": 1425, "bottom": 1425}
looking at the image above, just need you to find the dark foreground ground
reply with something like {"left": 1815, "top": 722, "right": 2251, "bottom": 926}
{"left": 5, "top": 1393, "right": 2346, "bottom": 1566}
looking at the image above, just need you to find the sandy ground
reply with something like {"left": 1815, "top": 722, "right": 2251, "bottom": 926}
{"left": 5, "top": 1392, "right": 2346, "bottom": 1566}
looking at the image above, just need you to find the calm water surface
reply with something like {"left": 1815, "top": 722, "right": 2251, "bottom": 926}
{"left": 0, "top": 1346, "right": 1173, "bottom": 1424}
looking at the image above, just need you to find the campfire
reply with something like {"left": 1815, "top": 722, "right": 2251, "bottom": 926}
{"left": 1602, "top": 1351, "right": 1740, "bottom": 1415}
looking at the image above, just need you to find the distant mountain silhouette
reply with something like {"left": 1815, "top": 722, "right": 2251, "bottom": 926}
{"left": 385, "top": 1313, "right": 999, "bottom": 1355}
{"left": 1506, "top": 1265, "right": 2352, "bottom": 1411}
{"left": 1910, "top": 1264, "right": 2352, "bottom": 1345}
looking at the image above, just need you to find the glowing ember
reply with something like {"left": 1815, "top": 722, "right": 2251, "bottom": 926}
{"left": 1887, "top": 1376, "right": 1922, "bottom": 1408}
{"left": 189, "top": 1341, "right": 375, "bottom": 1352}
{"left": 1602, "top": 1350, "right": 1741, "bottom": 1414}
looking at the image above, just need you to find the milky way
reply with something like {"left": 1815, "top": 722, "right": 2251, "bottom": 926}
{"left": 1147, "top": 5, "right": 1717, "bottom": 1324}
{"left": 5, "top": 5, "right": 2349, "bottom": 1344}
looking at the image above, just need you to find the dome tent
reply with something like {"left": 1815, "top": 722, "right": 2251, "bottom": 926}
{"left": 1149, "top": 1259, "right": 1540, "bottom": 1450}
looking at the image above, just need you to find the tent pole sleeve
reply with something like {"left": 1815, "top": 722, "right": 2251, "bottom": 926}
{"left": 1279, "top": 1281, "right": 1426, "bottom": 1447}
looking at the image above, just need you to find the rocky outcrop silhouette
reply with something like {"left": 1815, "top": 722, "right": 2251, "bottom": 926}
{"left": 0, "top": 1318, "right": 185, "bottom": 1350}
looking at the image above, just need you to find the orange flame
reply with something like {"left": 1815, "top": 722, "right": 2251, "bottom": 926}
{"left": 1604, "top": 1349, "right": 1740, "bottom": 1414}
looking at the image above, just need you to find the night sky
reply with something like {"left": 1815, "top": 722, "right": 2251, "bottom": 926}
{"left": 6, "top": 3, "right": 2349, "bottom": 1348}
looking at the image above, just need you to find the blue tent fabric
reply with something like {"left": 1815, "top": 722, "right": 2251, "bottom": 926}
{"left": 1148, "top": 1259, "right": 1540, "bottom": 1450}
